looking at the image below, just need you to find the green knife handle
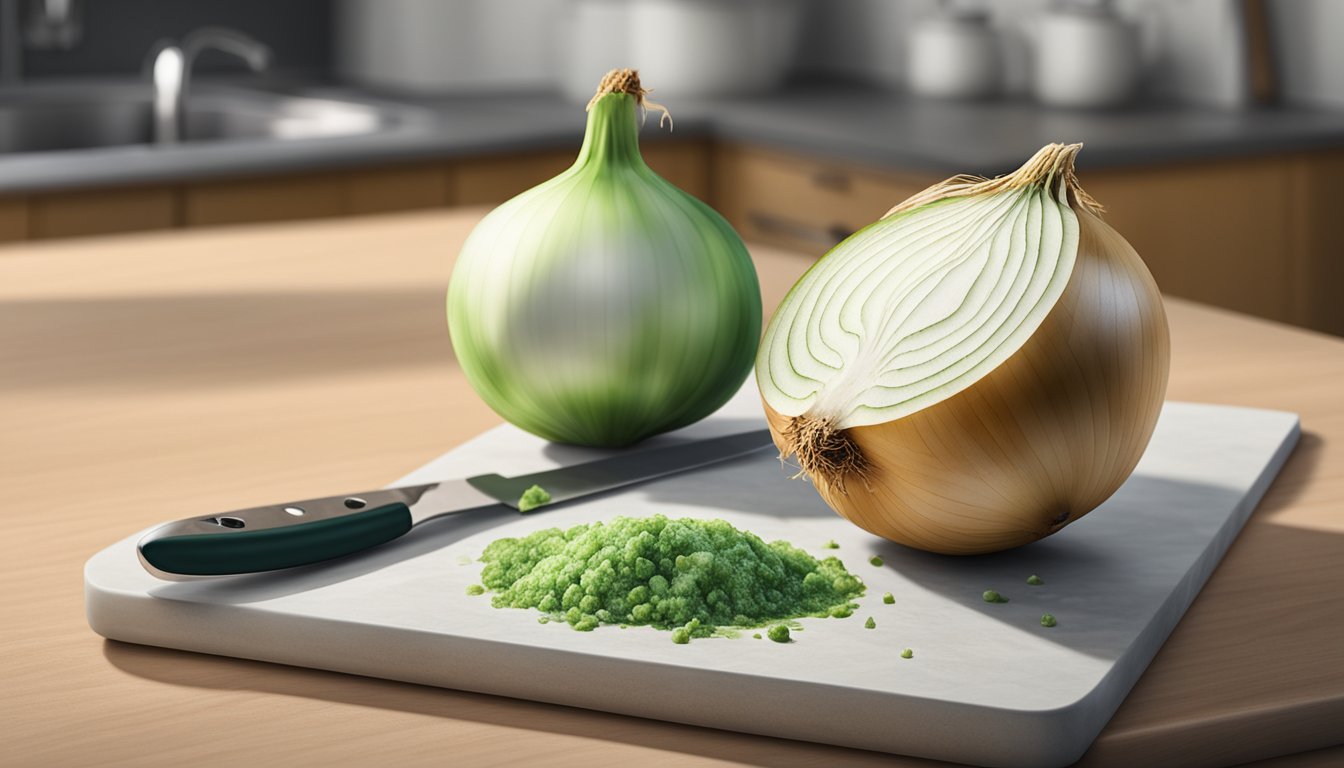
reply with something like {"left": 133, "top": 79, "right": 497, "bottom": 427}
{"left": 137, "top": 487, "right": 430, "bottom": 577}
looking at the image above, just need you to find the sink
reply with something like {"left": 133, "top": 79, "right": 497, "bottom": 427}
{"left": 0, "top": 82, "right": 408, "bottom": 154}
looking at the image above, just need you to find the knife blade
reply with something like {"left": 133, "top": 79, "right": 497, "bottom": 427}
{"left": 137, "top": 428, "right": 774, "bottom": 580}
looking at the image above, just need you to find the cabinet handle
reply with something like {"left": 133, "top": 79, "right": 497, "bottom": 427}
{"left": 748, "top": 211, "right": 853, "bottom": 248}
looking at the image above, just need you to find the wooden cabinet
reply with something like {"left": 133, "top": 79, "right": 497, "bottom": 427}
{"left": 713, "top": 144, "right": 1344, "bottom": 337}
{"left": 346, "top": 166, "right": 451, "bottom": 215}
{"left": 1083, "top": 152, "right": 1344, "bottom": 336}
{"left": 183, "top": 166, "right": 452, "bottom": 227}
{"left": 451, "top": 139, "right": 712, "bottom": 206}
{"left": 1287, "top": 150, "right": 1344, "bottom": 336}
{"left": 0, "top": 198, "right": 26, "bottom": 242}
{"left": 713, "top": 143, "right": 939, "bottom": 255}
{"left": 184, "top": 174, "right": 349, "bottom": 227}
{"left": 28, "top": 187, "right": 177, "bottom": 239}
{"left": 0, "top": 139, "right": 1340, "bottom": 336}
{"left": 1083, "top": 157, "right": 1298, "bottom": 326}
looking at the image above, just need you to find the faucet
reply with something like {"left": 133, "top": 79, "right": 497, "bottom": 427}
{"left": 149, "top": 27, "right": 272, "bottom": 144}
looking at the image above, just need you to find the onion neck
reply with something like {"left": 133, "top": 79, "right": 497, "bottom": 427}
{"left": 574, "top": 93, "right": 647, "bottom": 171}
{"left": 884, "top": 142, "right": 1104, "bottom": 219}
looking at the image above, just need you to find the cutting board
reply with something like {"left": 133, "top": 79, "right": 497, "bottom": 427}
{"left": 85, "top": 387, "right": 1299, "bottom": 768}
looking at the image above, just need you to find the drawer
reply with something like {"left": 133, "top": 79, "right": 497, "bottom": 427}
{"left": 712, "top": 143, "right": 939, "bottom": 255}
{"left": 451, "top": 139, "right": 713, "bottom": 207}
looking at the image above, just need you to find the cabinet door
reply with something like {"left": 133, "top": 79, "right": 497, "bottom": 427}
{"left": 0, "top": 198, "right": 27, "bottom": 242}
{"left": 450, "top": 150, "right": 572, "bottom": 207}
{"left": 713, "top": 143, "right": 938, "bottom": 255}
{"left": 449, "top": 140, "right": 712, "bottom": 207}
{"left": 1083, "top": 158, "right": 1295, "bottom": 324}
{"left": 1287, "top": 150, "right": 1344, "bottom": 336}
{"left": 184, "top": 174, "right": 348, "bottom": 227}
{"left": 643, "top": 139, "right": 712, "bottom": 201}
{"left": 346, "top": 166, "right": 451, "bottom": 215}
{"left": 28, "top": 187, "right": 177, "bottom": 239}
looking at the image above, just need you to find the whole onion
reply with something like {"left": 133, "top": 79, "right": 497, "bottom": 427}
{"left": 448, "top": 70, "right": 761, "bottom": 447}
{"left": 756, "top": 144, "right": 1170, "bottom": 555}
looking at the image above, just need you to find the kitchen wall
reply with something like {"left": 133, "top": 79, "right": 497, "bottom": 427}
{"left": 798, "top": 0, "right": 1344, "bottom": 110}
{"left": 1271, "top": 0, "right": 1344, "bottom": 109}
{"left": 6, "top": 0, "right": 1343, "bottom": 111}
{"left": 15, "top": 0, "right": 331, "bottom": 78}
{"left": 798, "top": 0, "right": 1253, "bottom": 107}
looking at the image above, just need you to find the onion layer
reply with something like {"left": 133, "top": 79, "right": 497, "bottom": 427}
{"left": 757, "top": 144, "right": 1170, "bottom": 555}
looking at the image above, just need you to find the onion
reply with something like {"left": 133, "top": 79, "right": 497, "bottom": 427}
{"left": 756, "top": 144, "right": 1170, "bottom": 555}
{"left": 448, "top": 70, "right": 761, "bottom": 447}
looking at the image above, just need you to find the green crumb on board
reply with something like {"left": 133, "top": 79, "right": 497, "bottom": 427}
{"left": 1041, "top": 613, "right": 1058, "bottom": 628}
{"left": 869, "top": 555, "right": 884, "bottom": 567}
{"left": 767, "top": 625, "right": 791, "bottom": 643}
{"left": 983, "top": 590, "right": 1009, "bottom": 603}
{"left": 753, "top": 633, "right": 762, "bottom": 639}
{"left": 900, "top": 648, "right": 914, "bottom": 659}
{"left": 864, "top": 616, "right": 876, "bottom": 629}
{"left": 671, "top": 619, "right": 700, "bottom": 645}
{"left": 517, "top": 484, "right": 552, "bottom": 512}
{"left": 1027, "top": 574, "right": 1044, "bottom": 586}
{"left": 465, "top": 584, "right": 485, "bottom": 596}
{"left": 882, "top": 592, "right": 895, "bottom": 604}
{"left": 478, "top": 515, "right": 866, "bottom": 643}
{"left": 822, "top": 540, "right": 839, "bottom": 549}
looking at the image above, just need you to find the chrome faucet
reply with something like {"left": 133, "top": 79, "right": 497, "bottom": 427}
{"left": 149, "top": 27, "right": 272, "bottom": 144}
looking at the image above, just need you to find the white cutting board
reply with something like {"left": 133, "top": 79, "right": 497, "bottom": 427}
{"left": 85, "top": 386, "right": 1299, "bottom": 768}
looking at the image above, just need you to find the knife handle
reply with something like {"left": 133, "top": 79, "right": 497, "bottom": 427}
{"left": 137, "top": 488, "right": 423, "bottom": 577}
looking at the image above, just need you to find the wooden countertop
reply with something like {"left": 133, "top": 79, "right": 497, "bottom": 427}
{"left": 3, "top": 210, "right": 1341, "bottom": 767}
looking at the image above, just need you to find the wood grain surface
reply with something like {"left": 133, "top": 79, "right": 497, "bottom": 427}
{"left": 2, "top": 210, "right": 1341, "bottom": 767}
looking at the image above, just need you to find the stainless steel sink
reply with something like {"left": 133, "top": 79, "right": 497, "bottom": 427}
{"left": 0, "top": 82, "right": 406, "bottom": 154}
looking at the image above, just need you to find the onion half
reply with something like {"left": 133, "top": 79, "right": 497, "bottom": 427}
{"left": 757, "top": 144, "right": 1170, "bottom": 555}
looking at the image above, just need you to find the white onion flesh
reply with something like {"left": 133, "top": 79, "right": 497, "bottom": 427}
{"left": 759, "top": 177, "right": 1077, "bottom": 429}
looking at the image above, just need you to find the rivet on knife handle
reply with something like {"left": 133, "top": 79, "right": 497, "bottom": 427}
{"left": 136, "top": 428, "right": 773, "bottom": 579}
{"left": 137, "top": 486, "right": 442, "bottom": 578}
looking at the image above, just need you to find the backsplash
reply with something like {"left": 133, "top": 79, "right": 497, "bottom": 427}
{"left": 13, "top": 0, "right": 331, "bottom": 78}
{"left": 4, "top": 0, "right": 1341, "bottom": 110}
{"left": 798, "top": 0, "right": 1255, "bottom": 108}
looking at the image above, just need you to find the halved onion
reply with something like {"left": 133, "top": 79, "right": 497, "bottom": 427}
{"left": 757, "top": 144, "right": 1170, "bottom": 555}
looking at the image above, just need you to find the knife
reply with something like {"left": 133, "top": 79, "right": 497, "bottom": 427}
{"left": 137, "top": 429, "right": 774, "bottom": 580}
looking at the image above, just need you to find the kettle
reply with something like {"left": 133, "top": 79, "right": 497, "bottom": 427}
{"left": 907, "top": 2, "right": 1002, "bottom": 100}
{"left": 1033, "top": 0, "right": 1143, "bottom": 108}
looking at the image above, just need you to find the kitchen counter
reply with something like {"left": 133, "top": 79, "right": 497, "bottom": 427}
{"left": 2, "top": 209, "right": 1342, "bottom": 767}
{"left": 5, "top": 79, "right": 1344, "bottom": 195}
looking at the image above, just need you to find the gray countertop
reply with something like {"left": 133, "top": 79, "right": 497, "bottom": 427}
{"left": 4, "top": 80, "right": 1344, "bottom": 195}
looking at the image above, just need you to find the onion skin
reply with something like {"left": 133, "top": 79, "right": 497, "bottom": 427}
{"left": 763, "top": 204, "right": 1170, "bottom": 555}
{"left": 448, "top": 72, "right": 761, "bottom": 448}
